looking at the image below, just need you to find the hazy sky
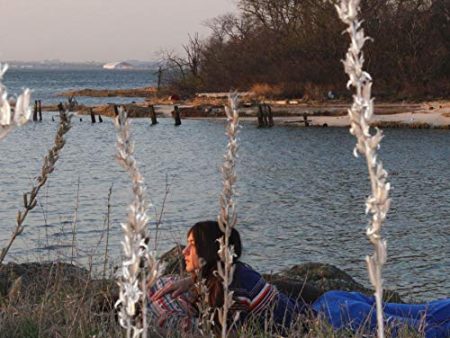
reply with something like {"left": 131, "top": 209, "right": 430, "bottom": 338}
{"left": 0, "top": 0, "right": 237, "bottom": 62}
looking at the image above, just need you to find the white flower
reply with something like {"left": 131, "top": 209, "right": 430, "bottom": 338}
{"left": 0, "top": 63, "right": 31, "bottom": 139}
{"left": 14, "top": 89, "right": 32, "bottom": 126}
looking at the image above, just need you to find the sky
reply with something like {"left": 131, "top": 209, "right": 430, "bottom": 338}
{"left": 0, "top": 0, "right": 237, "bottom": 62}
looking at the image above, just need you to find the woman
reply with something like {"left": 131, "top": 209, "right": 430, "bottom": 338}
{"left": 148, "top": 220, "right": 320, "bottom": 334}
{"left": 148, "top": 221, "right": 450, "bottom": 337}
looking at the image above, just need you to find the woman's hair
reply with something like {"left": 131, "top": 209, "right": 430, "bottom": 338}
{"left": 188, "top": 220, "right": 242, "bottom": 308}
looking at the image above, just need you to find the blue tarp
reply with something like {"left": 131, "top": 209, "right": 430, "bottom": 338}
{"left": 312, "top": 291, "right": 450, "bottom": 338}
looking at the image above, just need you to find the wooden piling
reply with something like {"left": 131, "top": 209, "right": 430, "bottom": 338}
{"left": 262, "top": 104, "right": 269, "bottom": 127}
{"left": 257, "top": 104, "right": 265, "bottom": 128}
{"left": 303, "top": 112, "right": 310, "bottom": 127}
{"left": 267, "top": 104, "right": 274, "bottom": 127}
{"left": 150, "top": 105, "right": 158, "bottom": 125}
{"left": 90, "top": 108, "right": 96, "bottom": 123}
{"left": 173, "top": 105, "right": 181, "bottom": 126}
{"left": 38, "top": 100, "right": 42, "bottom": 121}
{"left": 33, "top": 100, "right": 38, "bottom": 122}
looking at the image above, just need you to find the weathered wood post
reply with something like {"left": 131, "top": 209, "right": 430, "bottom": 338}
{"left": 303, "top": 112, "right": 309, "bottom": 127}
{"left": 90, "top": 108, "right": 96, "bottom": 123}
{"left": 262, "top": 103, "right": 269, "bottom": 127}
{"left": 38, "top": 100, "right": 42, "bottom": 121}
{"left": 173, "top": 105, "right": 181, "bottom": 126}
{"left": 57, "top": 102, "right": 64, "bottom": 113}
{"left": 267, "top": 104, "right": 274, "bottom": 127}
{"left": 33, "top": 100, "right": 38, "bottom": 121}
{"left": 257, "top": 104, "right": 264, "bottom": 128}
{"left": 98, "top": 114, "right": 103, "bottom": 123}
{"left": 150, "top": 105, "right": 158, "bottom": 125}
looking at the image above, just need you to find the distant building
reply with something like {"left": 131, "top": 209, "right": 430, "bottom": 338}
{"left": 103, "top": 62, "right": 134, "bottom": 70}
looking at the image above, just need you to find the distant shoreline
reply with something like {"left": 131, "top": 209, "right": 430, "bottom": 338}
{"left": 48, "top": 87, "right": 450, "bottom": 129}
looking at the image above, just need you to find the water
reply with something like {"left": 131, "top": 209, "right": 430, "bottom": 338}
{"left": 0, "top": 70, "right": 449, "bottom": 302}
{"left": 3, "top": 68, "right": 155, "bottom": 105}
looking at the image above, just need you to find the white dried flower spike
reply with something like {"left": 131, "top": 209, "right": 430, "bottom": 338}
{"left": 0, "top": 63, "right": 31, "bottom": 140}
{"left": 336, "top": 1, "right": 391, "bottom": 338}
{"left": 217, "top": 92, "right": 240, "bottom": 338}
{"left": 114, "top": 107, "right": 159, "bottom": 338}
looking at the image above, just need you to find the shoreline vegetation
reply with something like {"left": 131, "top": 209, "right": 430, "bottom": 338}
{"left": 52, "top": 87, "right": 450, "bottom": 129}
{"left": 0, "top": 246, "right": 408, "bottom": 338}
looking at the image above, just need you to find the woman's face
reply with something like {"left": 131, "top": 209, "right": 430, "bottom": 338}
{"left": 183, "top": 232, "right": 200, "bottom": 273}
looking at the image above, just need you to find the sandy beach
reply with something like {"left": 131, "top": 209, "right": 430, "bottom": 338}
{"left": 273, "top": 101, "right": 450, "bottom": 128}
{"left": 53, "top": 88, "right": 450, "bottom": 128}
{"left": 157, "top": 99, "right": 450, "bottom": 129}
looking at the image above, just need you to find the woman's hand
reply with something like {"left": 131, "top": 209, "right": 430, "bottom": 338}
{"left": 150, "top": 276, "right": 194, "bottom": 301}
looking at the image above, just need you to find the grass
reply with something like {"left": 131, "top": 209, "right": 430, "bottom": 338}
{"left": 0, "top": 275, "right": 428, "bottom": 338}
{"left": 0, "top": 262, "right": 121, "bottom": 338}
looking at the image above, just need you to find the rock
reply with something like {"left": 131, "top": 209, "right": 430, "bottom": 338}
{"left": 0, "top": 262, "right": 119, "bottom": 314}
{"left": 264, "top": 263, "right": 403, "bottom": 303}
{"left": 273, "top": 262, "right": 366, "bottom": 292}
{"left": 159, "top": 245, "right": 186, "bottom": 275}
{"left": 0, "top": 262, "right": 89, "bottom": 302}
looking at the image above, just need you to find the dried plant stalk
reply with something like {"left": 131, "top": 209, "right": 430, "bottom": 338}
{"left": 194, "top": 260, "right": 214, "bottom": 336}
{"left": 336, "top": 1, "right": 391, "bottom": 337}
{"left": 114, "top": 108, "right": 159, "bottom": 338}
{"left": 0, "top": 63, "right": 31, "bottom": 140}
{"left": 0, "top": 108, "right": 72, "bottom": 264}
{"left": 217, "top": 93, "right": 240, "bottom": 338}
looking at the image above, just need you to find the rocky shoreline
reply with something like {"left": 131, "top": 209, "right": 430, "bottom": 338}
{"left": 0, "top": 245, "right": 403, "bottom": 313}
{"left": 45, "top": 88, "right": 450, "bottom": 128}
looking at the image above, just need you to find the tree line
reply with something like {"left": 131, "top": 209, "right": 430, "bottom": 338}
{"left": 161, "top": 0, "right": 450, "bottom": 100}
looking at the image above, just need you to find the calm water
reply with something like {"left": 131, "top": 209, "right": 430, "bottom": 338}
{"left": 3, "top": 68, "right": 155, "bottom": 105}
{"left": 0, "top": 70, "right": 449, "bottom": 301}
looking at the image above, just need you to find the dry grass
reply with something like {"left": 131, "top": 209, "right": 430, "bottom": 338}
{"left": 0, "top": 263, "right": 121, "bottom": 338}
{"left": 250, "top": 83, "right": 283, "bottom": 98}
{"left": 233, "top": 310, "right": 425, "bottom": 338}
{"left": 0, "top": 275, "right": 427, "bottom": 338}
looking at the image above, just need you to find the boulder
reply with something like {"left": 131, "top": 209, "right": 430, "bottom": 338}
{"left": 0, "top": 261, "right": 119, "bottom": 314}
{"left": 0, "top": 262, "right": 89, "bottom": 302}
{"left": 159, "top": 245, "right": 186, "bottom": 275}
{"left": 265, "top": 263, "right": 402, "bottom": 303}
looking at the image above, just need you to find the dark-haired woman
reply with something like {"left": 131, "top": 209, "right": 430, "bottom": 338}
{"left": 148, "top": 220, "right": 320, "bottom": 334}
{"left": 148, "top": 221, "right": 450, "bottom": 337}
